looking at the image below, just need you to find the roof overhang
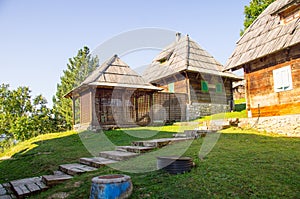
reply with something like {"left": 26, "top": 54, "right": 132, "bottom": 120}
{"left": 64, "top": 82, "right": 162, "bottom": 99}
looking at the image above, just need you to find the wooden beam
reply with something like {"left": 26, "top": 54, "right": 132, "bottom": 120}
{"left": 72, "top": 97, "right": 76, "bottom": 127}
{"left": 185, "top": 71, "right": 191, "bottom": 104}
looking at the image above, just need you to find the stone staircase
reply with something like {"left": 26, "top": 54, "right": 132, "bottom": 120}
{"left": 0, "top": 132, "right": 211, "bottom": 198}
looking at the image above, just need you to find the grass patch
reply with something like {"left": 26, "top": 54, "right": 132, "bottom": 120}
{"left": 0, "top": 127, "right": 299, "bottom": 198}
{"left": 197, "top": 110, "right": 247, "bottom": 122}
{"left": 234, "top": 98, "right": 245, "bottom": 104}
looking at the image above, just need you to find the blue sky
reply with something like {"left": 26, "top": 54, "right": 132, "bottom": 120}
{"left": 0, "top": 0, "right": 248, "bottom": 107}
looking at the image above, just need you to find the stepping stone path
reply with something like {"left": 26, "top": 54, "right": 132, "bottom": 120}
{"left": 9, "top": 177, "right": 47, "bottom": 199}
{"left": 99, "top": 150, "right": 139, "bottom": 161}
{"left": 79, "top": 157, "right": 118, "bottom": 168}
{"left": 116, "top": 146, "right": 155, "bottom": 153}
{"left": 0, "top": 131, "right": 212, "bottom": 198}
{"left": 59, "top": 163, "right": 98, "bottom": 176}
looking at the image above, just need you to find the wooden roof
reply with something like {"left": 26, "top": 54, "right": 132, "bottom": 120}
{"left": 225, "top": 0, "right": 300, "bottom": 71}
{"left": 66, "top": 55, "right": 161, "bottom": 98}
{"left": 143, "top": 33, "right": 241, "bottom": 83}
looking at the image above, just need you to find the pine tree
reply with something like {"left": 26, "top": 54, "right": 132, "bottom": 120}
{"left": 53, "top": 46, "right": 99, "bottom": 131}
{"left": 241, "top": 0, "right": 276, "bottom": 35}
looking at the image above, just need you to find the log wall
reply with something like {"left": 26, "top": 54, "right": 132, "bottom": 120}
{"left": 245, "top": 44, "right": 300, "bottom": 117}
{"left": 80, "top": 90, "right": 92, "bottom": 125}
{"left": 188, "top": 72, "right": 233, "bottom": 104}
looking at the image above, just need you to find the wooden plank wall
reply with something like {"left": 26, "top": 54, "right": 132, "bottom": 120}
{"left": 245, "top": 44, "right": 300, "bottom": 117}
{"left": 153, "top": 92, "right": 187, "bottom": 122}
{"left": 94, "top": 88, "right": 153, "bottom": 126}
{"left": 188, "top": 72, "right": 232, "bottom": 104}
{"left": 80, "top": 90, "right": 91, "bottom": 125}
{"left": 154, "top": 73, "right": 187, "bottom": 93}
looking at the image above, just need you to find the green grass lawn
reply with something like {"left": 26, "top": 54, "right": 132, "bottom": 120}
{"left": 234, "top": 98, "right": 246, "bottom": 104}
{"left": 0, "top": 127, "right": 299, "bottom": 198}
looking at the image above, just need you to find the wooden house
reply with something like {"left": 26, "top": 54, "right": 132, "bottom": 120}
{"left": 143, "top": 33, "right": 242, "bottom": 120}
{"left": 66, "top": 55, "right": 162, "bottom": 130}
{"left": 224, "top": 0, "right": 300, "bottom": 117}
{"left": 232, "top": 80, "right": 245, "bottom": 100}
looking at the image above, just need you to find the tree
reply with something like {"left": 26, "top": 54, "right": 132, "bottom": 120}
{"left": 241, "top": 0, "right": 276, "bottom": 35}
{"left": 52, "top": 46, "right": 99, "bottom": 131}
{"left": 0, "top": 84, "right": 55, "bottom": 142}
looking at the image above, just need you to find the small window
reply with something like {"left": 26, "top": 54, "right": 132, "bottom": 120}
{"left": 216, "top": 83, "right": 223, "bottom": 93}
{"left": 201, "top": 81, "right": 208, "bottom": 92}
{"left": 273, "top": 65, "right": 293, "bottom": 92}
{"left": 168, "top": 83, "right": 174, "bottom": 93}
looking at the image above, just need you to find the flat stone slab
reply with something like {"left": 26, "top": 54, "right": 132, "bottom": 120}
{"left": 42, "top": 174, "right": 73, "bottom": 186}
{"left": 59, "top": 163, "right": 97, "bottom": 176}
{"left": 0, "top": 186, "right": 13, "bottom": 199}
{"left": 132, "top": 137, "right": 192, "bottom": 147}
{"left": 173, "top": 133, "right": 188, "bottom": 138}
{"left": 80, "top": 157, "right": 118, "bottom": 168}
{"left": 99, "top": 151, "right": 139, "bottom": 161}
{"left": 10, "top": 177, "right": 48, "bottom": 198}
{"left": 0, "top": 195, "right": 13, "bottom": 199}
{"left": 116, "top": 146, "right": 155, "bottom": 153}
{"left": 0, "top": 183, "right": 14, "bottom": 199}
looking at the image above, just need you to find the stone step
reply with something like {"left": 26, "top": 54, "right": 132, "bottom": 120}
{"left": 79, "top": 157, "right": 118, "bottom": 168}
{"left": 116, "top": 146, "right": 155, "bottom": 153}
{"left": 9, "top": 177, "right": 48, "bottom": 198}
{"left": 0, "top": 183, "right": 16, "bottom": 199}
{"left": 59, "top": 163, "right": 97, "bottom": 176}
{"left": 132, "top": 137, "right": 192, "bottom": 148}
{"left": 172, "top": 133, "right": 188, "bottom": 138}
{"left": 42, "top": 174, "right": 73, "bottom": 186}
{"left": 99, "top": 151, "right": 139, "bottom": 161}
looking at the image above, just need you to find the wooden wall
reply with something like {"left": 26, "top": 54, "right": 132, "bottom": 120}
{"left": 188, "top": 72, "right": 232, "bottom": 104}
{"left": 154, "top": 71, "right": 233, "bottom": 105}
{"left": 245, "top": 44, "right": 300, "bottom": 117}
{"left": 153, "top": 92, "right": 187, "bottom": 122}
{"left": 80, "top": 90, "right": 92, "bottom": 125}
{"left": 154, "top": 73, "right": 187, "bottom": 94}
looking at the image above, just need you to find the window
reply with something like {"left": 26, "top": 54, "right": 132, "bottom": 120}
{"left": 201, "top": 81, "right": 208, "bottom": 92}
{"left": 168, "top": 83, "right": 174, "bottom": 93}
{"left": 216, "top": 83, "right": 223, "bottom": 93}
{"left": 273, "top": 65, "right": 293, "bottom": 92}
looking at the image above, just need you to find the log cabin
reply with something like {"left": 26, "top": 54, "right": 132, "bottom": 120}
{"left": 65, "top": 55, "right": 187, "bottom": 130}
{"left": 143, "top": 33, "right": 242, "bottom": 120}
{"left": 65, "top": 55, "right": 161, "bottom": 130}
{"left": 224, "top": 0, "right": 300, "bottom": 118}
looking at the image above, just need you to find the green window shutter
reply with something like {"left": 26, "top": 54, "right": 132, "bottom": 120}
{"left": 168, "top": 83, "right": 174, "bottom": 93}
{"left": 201, "top": 81, "right": 208, "bottom": 92}
{"left": 216, "top": 83, "right": 222, "bottom": 93}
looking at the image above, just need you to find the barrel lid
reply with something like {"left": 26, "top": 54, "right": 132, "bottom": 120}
{"left": 156, "top": 156, "right": 192, "bottom": 161}
{"left": 92, "top": 174, "right": 131, "bottom": 184}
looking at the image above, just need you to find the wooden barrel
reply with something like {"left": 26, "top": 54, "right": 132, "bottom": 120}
{"left": 157, "top": 156, "right": 193, "bottom": 174}
{"left": 90, "top": 174, "right": 133, "bottom": 199}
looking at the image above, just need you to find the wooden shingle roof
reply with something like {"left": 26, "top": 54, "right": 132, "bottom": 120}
{"left": 225, "top": 0, "right": 300, "bottom": 71}
{"left": 143, "top": 33, "right": 241, "bottom": 83}
{"left": 66, "top": 55, "right": 161, "bottom": 98}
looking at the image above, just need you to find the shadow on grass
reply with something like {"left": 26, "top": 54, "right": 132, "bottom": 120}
{"left": 0, "top": 133, "right": 90, "bottom": 183}
{"left": 0, "top": 128, "right": 178, "bottom": 183}
{"left": 34, "top": 131, "right": 300, "bottom": 199}
{"left": 234, "top": 103, "right": 246, "bottom": 112}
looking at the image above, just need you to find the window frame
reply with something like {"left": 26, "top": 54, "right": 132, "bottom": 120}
{"left": 201, "top": 80, "right": 209, "bottom": 92}
{"left": 215, "top": 83, "right": 223, "bottom": 93}
{"left": 273, "top": 65, "right": 293, "bottom": 92}
{"left": 168, "top": 82, "right": 175, "bottom": 93}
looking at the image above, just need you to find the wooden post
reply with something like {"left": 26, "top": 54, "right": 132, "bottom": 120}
{"left": 72, "top": 97, "right": 76, "bottom": 127}
{"left": 185, "top": 71, "right": 191, "bottom": 104}
{"left": 90, "top": 87, "right": 98, "bottom": 128}
{"left": 149, "top": 92, "right": 154, "bottom": 125}
{"left": 135, "top": 94, "right": 139, "bottom": 122}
